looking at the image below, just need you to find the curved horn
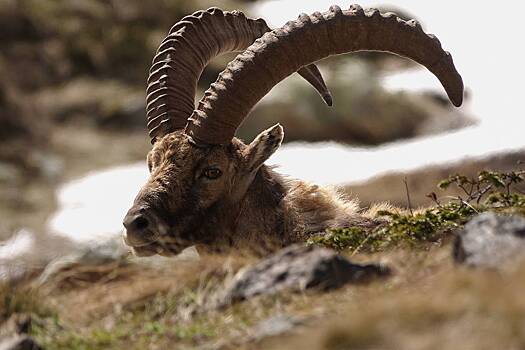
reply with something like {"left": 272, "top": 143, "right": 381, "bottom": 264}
{"left": 185, "top": 5, "right": 464, "bottom": 145}
{"left": 146, "top": 7, "right": 332, "bottom": 143}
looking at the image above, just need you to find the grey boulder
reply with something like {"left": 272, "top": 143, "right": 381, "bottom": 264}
{"left": 454, "top": 212, "right": 525, "bottom": 268}
{"left": 216, "top": 244, "right": 390, "bottom": 306}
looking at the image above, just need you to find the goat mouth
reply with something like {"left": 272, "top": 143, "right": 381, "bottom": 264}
{"left": 123, "top": 228, "right": 160, "bottom": 247}
{"left": 130, "top": 241, "right": 183, "bottom": 257}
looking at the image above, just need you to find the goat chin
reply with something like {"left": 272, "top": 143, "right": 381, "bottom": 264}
{"left": 131, "top": 242, "right": 181, "bottom": 257}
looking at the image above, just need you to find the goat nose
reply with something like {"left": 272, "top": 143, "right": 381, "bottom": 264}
{"left": 123, "top": 214, "right": 150, "bottom": 232}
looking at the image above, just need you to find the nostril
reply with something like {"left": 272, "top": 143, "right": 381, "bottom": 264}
{"left": 133, "top": 216, "right": 149, "bottom": 231}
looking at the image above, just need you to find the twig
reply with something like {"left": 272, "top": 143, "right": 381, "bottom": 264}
{"left": 404, "top": 176, "right": 414, "bottom": 216}
{"left": 457, "top": 196, "right": 479, "bottom": 213}
{"left": 427, "top": 192, "right": 441, "bottom": 207}
{"left": 475, "top": 185, "right": 492, "bottom": 204}
{"left": 458, "top": 182, "right": 473, "bottom": 200}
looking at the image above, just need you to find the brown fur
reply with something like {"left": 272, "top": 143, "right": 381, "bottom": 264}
{"left": 123, "top": 126, "right": 380, "bottom": 256}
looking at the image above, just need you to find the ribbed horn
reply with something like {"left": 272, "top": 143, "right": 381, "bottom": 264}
{"left": 185, "top": 5, "right": 464, "bottom": 145}
{"left": 146, "top": 7, "right": 332, "bottom": 143}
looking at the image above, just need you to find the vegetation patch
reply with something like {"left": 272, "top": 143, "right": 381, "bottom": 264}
{"left": 309, "top": 169, "right": 525, "bottom": 253}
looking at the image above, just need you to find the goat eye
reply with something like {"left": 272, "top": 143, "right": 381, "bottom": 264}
{"left": 202, "top": 167, "right": 222, "bottom": 180}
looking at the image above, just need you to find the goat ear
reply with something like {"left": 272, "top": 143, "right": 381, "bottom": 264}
{"left": 244, "top": 123, "right": 284, "bottom": 172}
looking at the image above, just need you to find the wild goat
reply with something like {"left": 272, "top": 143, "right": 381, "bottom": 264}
{"left": 123, "top": 5, "right": 463, "bottom": 256}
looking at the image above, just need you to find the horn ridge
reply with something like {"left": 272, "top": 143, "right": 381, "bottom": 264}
{"left": 147, "top": 9, "right": 271, "bottom": 143}
{"left": 146, "top": 8, "right": 332, "bottom": 143}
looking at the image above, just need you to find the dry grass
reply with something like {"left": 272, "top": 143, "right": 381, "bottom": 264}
{"left": 0, "top": 281, "right": 54, "bottom": 324}
{"left": 40, "top": 254, "right": 249, "bottom": 322}
{"left": 3, "top": 235, "right": 525, "bottom": 350}
{"left": 0, "top": 246, "right": 445, "bottom": 347}
{"left": 262, "top": 254, "right": 525, "bottom": 350}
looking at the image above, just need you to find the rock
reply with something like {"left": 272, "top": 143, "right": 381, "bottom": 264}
{"left": 0, "top": 335, "right": 42, "bottom": 350}
{"left": 248, "top": 314, "right": 303, "bottom": 342}
{"left": 28, "top": 152, "right": 63, "bottom": 182}
{"left": 454, "top": 212, "right": 525, "bottom": 268}
{"left": 0, "top": 230, "right": 36, "bottom": 281}
{"left": 0, "top": 315, "right": 31, "bottom": 340}
{"left": 36, "top": 236, "right": 129, "bottom": 285}
{"left": 0, "top": 315, "right": 42, "bottom": 350}
{"left": 0, "top": 70, "right": 48, "bottom": 177}
{"left": 216, "top": 244, "right": 390, "bottom": 306}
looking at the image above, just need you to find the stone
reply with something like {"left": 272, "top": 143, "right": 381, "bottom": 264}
{"left": 248, "top": 314, "right": 303, "bottom": 342}
{"left": 216, "top": 244, "right": 390, "bottom": 306}
{"left": 36, "top": 236, "right": 129, "bottom": 285}
{"left": 0, "top": 314, "right": 32, "bottom": 337}
{"left": 0, "top": 230, "right": 36, "bottom": 282}
{"left": 0, "top": 315, "right": 41, "bottom": 350}
{"left": 453, "top": 212, "right": 525, "bottom": 268}
{"left": 0, "top": 335, "right": 42, "bottom": 350}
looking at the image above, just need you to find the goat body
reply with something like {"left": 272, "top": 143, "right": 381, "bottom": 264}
{"left": 125, "top": 127, "right": 379, "bottom": 256}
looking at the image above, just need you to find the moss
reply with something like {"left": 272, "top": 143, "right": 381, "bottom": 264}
{"left": 310, "top": 169, "right": 525, "bottom": 253}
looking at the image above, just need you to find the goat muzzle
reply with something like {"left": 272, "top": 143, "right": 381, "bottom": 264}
{"left": 123, "top": 208, "right": 161, "bottom": 247}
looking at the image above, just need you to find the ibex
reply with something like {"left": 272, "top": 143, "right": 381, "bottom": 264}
{"left": 123, "top": 5, "right": 463, "bottom": 256}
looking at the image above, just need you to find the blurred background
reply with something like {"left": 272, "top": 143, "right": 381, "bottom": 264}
{"left": 1, "top": 0, "right": 524, "bottom": 271}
